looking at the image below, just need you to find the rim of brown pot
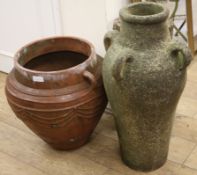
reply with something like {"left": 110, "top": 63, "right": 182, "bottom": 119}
{"left": 120, "top": 2, "right": 169, "bottom": 24}
{"left": 14, "top": 36, "right": 96, "bottom": 75}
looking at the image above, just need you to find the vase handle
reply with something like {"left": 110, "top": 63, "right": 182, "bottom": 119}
{"left": 168, "top": 39, "right": 192, "bottom": 70}
{"left": 104, "top": 30, "right": 119, "bottom": 51}
{"left": 112, "top": 55, "right": 134, "bottom": 81}
{"left": 83, "top": 70, "right": 96, "bottom": 90}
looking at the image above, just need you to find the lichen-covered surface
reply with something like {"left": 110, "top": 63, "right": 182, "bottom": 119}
{"left": 103, "top": 2, "right": 192, "bottom": 171}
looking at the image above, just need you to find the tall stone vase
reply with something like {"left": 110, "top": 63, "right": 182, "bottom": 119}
{"left": 103, "top": 2, "right": 192, "bottom": 172}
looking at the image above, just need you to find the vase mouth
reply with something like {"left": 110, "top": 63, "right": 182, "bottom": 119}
{"left": 120, "top": 2, "right": 169, "bottom": 24}
{"left": 14, "top": 36, "right": 95, "bottom": 75}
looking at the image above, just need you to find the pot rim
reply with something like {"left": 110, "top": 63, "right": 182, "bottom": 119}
{"left": 120, "top": 2, "right": 169, "bottom": 24}
{"left": 14, "top": 36, "right": 96, "bottom": 75}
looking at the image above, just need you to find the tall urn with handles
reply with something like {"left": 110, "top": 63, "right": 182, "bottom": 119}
{"left": 103, "top": 2, "right": 192, "bottom": 172}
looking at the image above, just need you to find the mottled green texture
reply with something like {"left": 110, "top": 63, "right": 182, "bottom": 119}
{"left": 103, "top": 2, "right": 192, "bottom": 172}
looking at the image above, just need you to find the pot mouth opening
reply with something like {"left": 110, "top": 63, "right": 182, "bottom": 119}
{"left": 120, "top": 2, "right": 169, "bottom": 24}
{"left": 15, "top": 36, "right": 95, "bottom": 74}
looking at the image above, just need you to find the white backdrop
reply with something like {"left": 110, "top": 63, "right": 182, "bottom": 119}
{"left": 192, "top": 1, "right": 197, "bottom": 35}
{"left": 0, "top": 0, "right": 62, "bottom": 72}
{"left": 0, "top": 0, "right": 128, "bottom": 73}
{"left": 0, "top": 0, "right": 196, "bottom": 73}
{"left": 60, "top": 0, "right": 129, "bottom": 56}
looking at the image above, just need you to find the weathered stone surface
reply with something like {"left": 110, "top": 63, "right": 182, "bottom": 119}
{"left": 103, "top": 2, "right": 192, "bottom": 172}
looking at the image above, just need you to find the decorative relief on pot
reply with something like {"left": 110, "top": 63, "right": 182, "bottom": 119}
{"left": 8, "top": 94, "right": 105, "bottom": 129}
{"left": 6, "top": 37, "right": 107, "bottom": 150}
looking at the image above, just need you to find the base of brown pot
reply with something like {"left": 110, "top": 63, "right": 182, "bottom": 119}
{"left": 48, "top": 138, "right": 89, "bottom": 151}
{"left": 121, "top": 153, "right": 167, "bottom": 172}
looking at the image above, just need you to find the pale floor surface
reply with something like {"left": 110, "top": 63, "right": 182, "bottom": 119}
{"left": 0, "top": 57, "right": 197, "bottom": 175}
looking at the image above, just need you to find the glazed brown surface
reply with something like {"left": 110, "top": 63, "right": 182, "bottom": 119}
{"left": 6, "top": 36, "right": 107, "bottom": 150}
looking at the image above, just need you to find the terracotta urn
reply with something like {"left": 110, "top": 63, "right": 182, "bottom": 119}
{"left": 5, "top": 36, "right": 107, "bottom": 150}
{"left": 103, "top": 2, "right": 192, "bottom": 172}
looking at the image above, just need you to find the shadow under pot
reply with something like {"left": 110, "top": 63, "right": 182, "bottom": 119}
{"left": 5, "top": 36, "right": 107, "bottom": 150}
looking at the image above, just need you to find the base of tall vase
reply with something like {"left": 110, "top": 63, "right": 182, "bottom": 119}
{"left": 120, "top": 148, "right": 168, "bottom": 172}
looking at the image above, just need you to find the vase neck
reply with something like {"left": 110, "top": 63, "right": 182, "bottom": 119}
{"left": 119, "top": 2, "right": 170, "bottom": 49}
{"left": 120, "top": 20, "right": 170, "bottom": 49}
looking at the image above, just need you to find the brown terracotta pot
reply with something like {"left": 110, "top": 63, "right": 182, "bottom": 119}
{"left": 5, "top": 36, "right": 107, "bottom": 150}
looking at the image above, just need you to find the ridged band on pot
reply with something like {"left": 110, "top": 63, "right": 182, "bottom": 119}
{"left": 5, "top": 36, "right": 107, "bottom": 150}
{"left": 103, "top": 2, "right": 192, "bottom": 172}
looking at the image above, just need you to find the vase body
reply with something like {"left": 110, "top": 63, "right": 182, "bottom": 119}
{"left": 6, "top": 37, "right": 107, "bottom": 150}
{"left": 103, "top": 2, "right": 192, "bottom": 171}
